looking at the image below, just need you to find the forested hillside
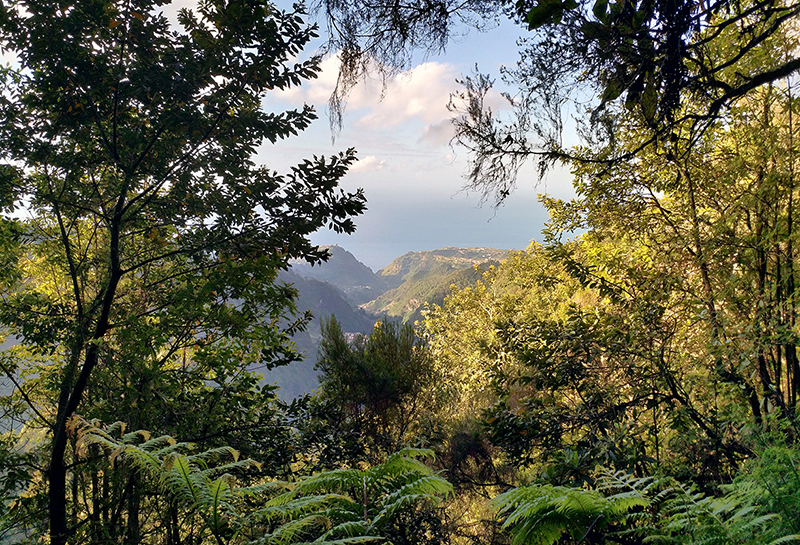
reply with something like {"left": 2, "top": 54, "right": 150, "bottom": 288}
{"left": 376, "top": 248, "right": 509, "bottom": 290}
{"left": 364, "top": 260, "right": 499, "bottom": 323}
{"left": 3, "top": 0, "right": 800, "bottom": 544}
{"left": 263, "top": 270, "right": 379, "bottom": 399}
{"left": 365, "top": 248, "right": 508, "bottom": 322}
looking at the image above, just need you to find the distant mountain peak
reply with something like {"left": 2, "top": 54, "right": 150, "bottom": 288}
{"left": 290, "top": 245, "right": 387, "bottom": 306}
{"left": 364, "top": 247, "right": 509, "bottom": 323}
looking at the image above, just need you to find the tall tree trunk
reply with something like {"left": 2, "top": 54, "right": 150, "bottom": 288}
{"left": 48, "top": 187, "right": 127, "bottom": 544}
{"left": 48, "top": 275, "right": 123, "bottom": 544}
{"left": 126, "top": 474, "right": 141, "bottom": 543}
{"left": 682, "top": 163, "right": 763, "bottom": 426}
{"left": 787, "top": 79, "right": 800, "bottom": 413}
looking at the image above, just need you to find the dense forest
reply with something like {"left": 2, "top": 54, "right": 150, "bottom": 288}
{"left": 2, "top": 0, "right": 800, "bottom": 544}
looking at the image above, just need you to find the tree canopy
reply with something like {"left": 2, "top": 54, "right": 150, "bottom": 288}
{"left": 0, "top": 0, "right": 365, "bottom": 542}
{"left": 4, "top": 0, "right": 800, "bottom": 543}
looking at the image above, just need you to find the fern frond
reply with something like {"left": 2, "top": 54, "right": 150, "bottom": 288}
{"left": 139, "top": 434, "right": 178, "bottom": 451}
{"left": 318, "top": 520, "right": 370, "bottom": 540}
{"left": 239, "top": 481, "right": 289, "bottom": 497}
{"left": 208, "top": 476, "right": 236, "bottom": 533}
{"left": 371, "top": 450, "right": 432, "bottom": 480}
{"left": 120, "top": 428, "right": 151, "bottom": 444}
{"left": 604, "top": 490, "right": 650, "bottom": 516}
{"left": 258, "top": 493, "right": 356, "bottom": 520}
{"left": 295, "top": 469, "right": 363, "bottom": 495}
{"left": 268, "top": 512, "right": 335, "bottom": 544}
{"left": 188, "top": 445, "right": 240, "bottom": 465}
{"left": 261, "top": 489, "right": 300, "bottom": 509}
{"left": 372, "top": 492, "right": 434, "bottom": 527}
{"left": 76, "top": 432, "right": 120, "bottom": 453}
{"left": 195, "top": 458, "right": 261, "bottom": 480}
{"left": 379, "top": 473, "right": 452, "bottom": 507}
{"left": 163, "top": 454, "right": 203, "bottom": 506}
{"left": 769, "top": 535, "right": 800, "bottom": 544}
{"left": 509, "top": 513, "right": 573, "bottom": 545}
{"left": 247, "top": 536, "right": 382, "bottom": 545}
{"left": 492, "top": 480, "right": 650, "bottom": 545}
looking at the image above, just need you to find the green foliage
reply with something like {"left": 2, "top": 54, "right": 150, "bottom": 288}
{"left": 250, "top": 448, "right": 451, "bottom": 544}
{"left": 643, "top": 446, "right": 800, "bottom": 545}
{"left": 495, "top": 454, "right": 800, "bottom": 545}
{"left": 433, "top": 0, "right": 800, "bottom": 206}
{"left": 0, "top": 0, "right": 366, "bottom": 542}
{"left": 304, "top": 0, "right": 800, "bottom": 542}
{"left": 492, "top": 476, "right": 647, "bottom": 545}
{"left": 78, "top": 419, "right": 259, "bottom": 544}
{"left": 73, "top": 421, "right": 452, "bottom": 545}
{"left": 426, "top": 78, "right": 800, "bottom": 482}
{"left": 3, "top": 0, "right": 800, "bottom": 541}
{"left": 305, "top": 316, "right": 435, "bottom": 465}
{"left": 522, "top": 0, "right": 578, "bottom": 29}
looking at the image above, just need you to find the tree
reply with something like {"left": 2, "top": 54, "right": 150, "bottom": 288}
{"left": 446, "top": 0, "right": 800, "bottom": 204}
{"left": 537, "top": 70, "right": 800, "bottom": 439}
{"left": 0, "top": 1, "right": 365, "bottom": 543}
{"left": 423, "top": 231, "right": 761, "bottom": 483}
{"left": 415, "top": 0, "right": 800, "bottom": 477}
{"left": 301, "top": 317, "right": 435, "bottom": 466}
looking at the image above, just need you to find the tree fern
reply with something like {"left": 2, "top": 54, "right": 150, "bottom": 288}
{"left": 247, "top": 447, "right": 452, "bottom": 544}
{"left": 492, "top": 463, "right": 800, "bottom": 545}
{"left": 642, "top": 448, "right": 800, "bottom": 545}
{"left": 492, "top": 480, "right": 648, "bottom": 545}
{"left": 78, "top": 420, "right": 451, "bottom": 544}
{"left": 78, "top": 418, "right": 257, "bottom": 543}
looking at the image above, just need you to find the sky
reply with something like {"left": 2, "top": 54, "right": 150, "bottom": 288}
{"left": 256, "top": 4, "right": 578, "bottom": 270}
{"left": 4, "top": 1, "right": 579, "bottom": 272}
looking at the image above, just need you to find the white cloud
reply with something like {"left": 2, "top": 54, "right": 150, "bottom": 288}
{"left": 270, "top": 56, "right": 460, "bottom": 128}
{"left": 419, "top": 118, "right": 454, "bottom": 147}
{"left": 272, "top": 55, "right": 342, "bottom": 106}
{"left": 349, "top": 155, "right": 386, "bottom": 174}
{"left": 354, "top": 62, "right": 457, "bottom": 128}
{"left": 265, "top": 53, "right": 513, "bottom": 156}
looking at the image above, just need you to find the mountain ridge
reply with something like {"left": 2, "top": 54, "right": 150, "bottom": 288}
{"left": 266, "top": 245, "right": 514, "bottom": 399}
{"left": 290, "top": 245, "right": 510, "bottom": 324}
{"left": 289, "top": 245, "right": 388, "bottom": 305}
